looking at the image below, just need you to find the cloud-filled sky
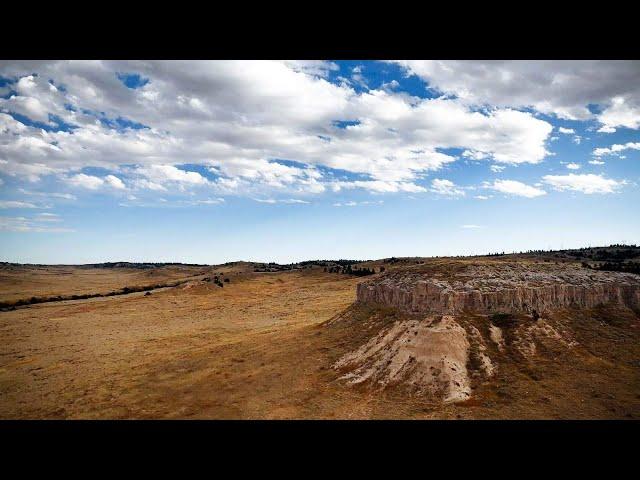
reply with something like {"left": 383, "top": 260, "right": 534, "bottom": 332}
{"left": 0, "top": 60, "right": 639, "bottom": 263}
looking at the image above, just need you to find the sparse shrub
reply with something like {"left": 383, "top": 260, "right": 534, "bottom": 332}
{"left": 490, "top": 312, "right": 516, "bottom": 328}
{"left": 224, "top": 278, "right": 230, "bottom": 283}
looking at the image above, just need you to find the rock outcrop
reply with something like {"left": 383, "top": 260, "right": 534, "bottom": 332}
{"left": 357, "top": 262, "right": 640, "bottom": 315}
{"left": 334, "top": 315, "right": 475, "bottom": 402}
{"left": 334, "top": 261, "right": 639, "bottom": 403}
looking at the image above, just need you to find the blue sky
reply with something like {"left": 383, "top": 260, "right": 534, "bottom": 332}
{"left": 0, "top": 60, "right": 639, "bottom": 264}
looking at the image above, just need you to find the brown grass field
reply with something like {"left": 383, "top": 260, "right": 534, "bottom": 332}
{"left": 0, "top": 262, "right": 638, "bottom": 419}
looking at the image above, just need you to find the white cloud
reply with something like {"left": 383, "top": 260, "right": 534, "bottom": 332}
{"left": 474, "top": 195, "right": 491, "bottom": 200}
{"left": 0, "top": 215, "right": 74, "bottom": 233}
{"left": 19, "top": 189, "right": 77, "bottom": 200}
{"left": 566, "top": 163, "right": 581, "bottom": 170}
{"left": 393, "top": 60, "right": 640, "bottom": 127}
{"left": 463, "top": 150, "right": 490, "bottom": 161}
{"left": 333, "top": 200, "right": 383, "bottom": 207}
{"left": 381, "top": 79, "right": 400, "bottom": 91}
{"left": 0, "top": 200, "right": 39, "bottom": 209}
{"left": 283, "top": 61, "right": 339, "bottom": 78}
{"left": 490, "top": 165, "right": 505, "bottom": 173}
{"left": 67, "top": 173, "right": 127, "bottom": 190}
{"left": 253, "top": 198, "right": 309, "bottom": 204}
{"left": 34, "top": 212, "right": 61, "bottom": 222}
{"left": 7, "top": 60, "right": 638, "bottom": 208}
{"left": 542, "top": 173, "right": 625, "bottom": 194}
{"left": 332, "top": 180, "right": 426, "bottom": 194}
{"left": 597, "top": 96, "right": 640, "bottom": 131}
{"left": 68, "top": 173, "right": 106, "bottom": 190}
{"left": 589, "top": 159, "right": 605, "bottom": 165}
{"left": 430, "top": 178, "right": 465, "bottom": 197}
{"left": 105, "top": 174, "right": 126, "bottom": 189}
{"left": 593, "top": 142, "right": 640, "bottom": 157}
{"left": 187, "top": 198, "right": 225, "bottom": 205}
{"left": 0, "top": 61, "right": 554, "bottom": 198}
{"left": 138, "top": 165, "right": 208, "bottom": 186}
{"left": 490, "top": 179, "right": 547, "bottom": 198}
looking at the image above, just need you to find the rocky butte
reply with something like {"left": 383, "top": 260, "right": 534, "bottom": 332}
{"left": 356, "top": 261, "right": 640, "bottom": 316}
{"left": 334, "top": 261, "right": 640, "bottom": 403}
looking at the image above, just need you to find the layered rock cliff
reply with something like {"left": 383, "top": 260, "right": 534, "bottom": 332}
{"left": 357, "top": 262, "right": 640, "bottom": 315}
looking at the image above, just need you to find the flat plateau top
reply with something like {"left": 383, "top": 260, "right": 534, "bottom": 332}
{"left": 371, "top": 261, "right": 640, "bottom": 292}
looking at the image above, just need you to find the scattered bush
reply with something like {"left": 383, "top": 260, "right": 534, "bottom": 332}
{"left": 490, "top": 312, "right": 517, "bottom": 328}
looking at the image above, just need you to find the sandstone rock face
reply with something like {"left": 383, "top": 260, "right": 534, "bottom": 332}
{"left": 357, "top": 262, "right": 640, "bottom": 315}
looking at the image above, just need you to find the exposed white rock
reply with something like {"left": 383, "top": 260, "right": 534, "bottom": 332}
{"left": 489, "top": 324, "right": 505, "bottom": 351}
{"left": 467, "top": 325, "right": 495, "bottom": 378}
{"left": 334, "top": 316, "right": 472, "bottom": 403}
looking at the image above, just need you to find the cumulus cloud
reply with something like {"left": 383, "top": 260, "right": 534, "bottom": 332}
{"left": 597, "top": 96, "right": 640, "bottom": 131}
{"left": 393, "top": 60, "right": 640, "bottom": 130}
{"left": 566, "top": 163, "right": 581, "bottom": 170}
{"left": 0, "top": 61, "right": 555, "bottom": 198}
{"left": 4, "top": 60, "right": 638, "bottom": 211}
{"left": 283, "top": 61, "right": 339, "bottom": 78}
{"left": 489, "top": 179, "right": 547, "bottom": 198}
{"left": 589, "top": 159, "right": 605, "bottom": 165}
{"left": 542, "top": 173, "right": 625, "bottom": 194}
{"left": 67, "top": 173, "right": 126, "bottom": 190}
{"left": 430, "top": 179, "right": 465, "bottom": 197}
{"left": 68, "top": 174, "right": 105, "bottom": 190}
{"left": 137, "top": 165, "right": 208, "bottom": 186}
{"left": 593, "top": 142, "right": 640, "bottom": 157}
{"left": 105, "top": 174, "right": 126, "bottom": 189}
